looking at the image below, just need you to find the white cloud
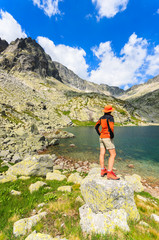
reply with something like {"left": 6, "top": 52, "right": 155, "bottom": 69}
{"left": 92, "top": 0, "right": 129, "bottom": 19}
{"left": 37, "top": 34, "right": 159, "bottom": 88}
{"left": 146, "top": 45, "right": 159, "bottom": 76}
{"left": 32, "top": 0, "right": 62, "bottom": 17}
{"left": 90, "top": 33, "right": 148, "bottom": 87}
{"left": 37, "top": 36, "right": 89, "bottom": 79}
{"left": 157, "top": 9, "right": 159, "bottom": 14}
{"left": 0, "top": 10, "right": 27, "bottom": 43}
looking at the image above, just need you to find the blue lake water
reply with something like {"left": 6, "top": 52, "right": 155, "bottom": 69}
{"left": 50, "top": 126, "right": 159, "bottom": 182}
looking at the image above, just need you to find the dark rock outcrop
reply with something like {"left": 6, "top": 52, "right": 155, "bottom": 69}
{"left": 0, "top": 37, "right": 61, "bottom": 81}
{"left": 0, "top": 38, "right": 8, "bottom": 53}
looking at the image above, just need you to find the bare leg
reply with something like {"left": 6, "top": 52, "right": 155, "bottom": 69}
{"left": 108, "top": 148, "right": 116, "bottom": 171}
{"left": 99, "top": 147, "right": 106, "bottom": 168}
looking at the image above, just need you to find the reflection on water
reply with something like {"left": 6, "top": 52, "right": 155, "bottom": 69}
{"left": 50, "top": 126, "right": 159, "bottom": 180}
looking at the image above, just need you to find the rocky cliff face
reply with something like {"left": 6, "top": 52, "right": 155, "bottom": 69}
{"left": 0, "top": 38, "right": 61, "bottom": 81}
{"left": 0, "top": 38, "right": 8, "bottom": 53}
{"left": 120, "top": 75, "right": 159, "bottom": 122}
{"left": 54, "top": 61, "right": 124, "bottom": 97}
{"left": 130, "top": 89, "right": 159, "bottom": 123}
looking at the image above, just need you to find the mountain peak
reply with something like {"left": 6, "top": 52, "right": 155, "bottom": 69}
{"left": 0, "top": 37, "right": 61, "bottom": 81}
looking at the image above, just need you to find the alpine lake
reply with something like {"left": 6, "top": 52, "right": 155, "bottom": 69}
{"left": 49, "top": 126, "right": 159, "bottom": 185}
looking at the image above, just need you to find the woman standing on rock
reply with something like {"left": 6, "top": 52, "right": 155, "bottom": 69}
{"left": 95, "top": 105, "right": 120, "bottom": 180}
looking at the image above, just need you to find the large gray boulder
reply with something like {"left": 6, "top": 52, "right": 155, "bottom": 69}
{"left": 79, "top": 204, "right": 130, "bottom": 234}
{"left": 80, "top": 170, "right": 140, "bottom": 221}
{"left": 7, "top": 154, "right": 56, "bottom": 176}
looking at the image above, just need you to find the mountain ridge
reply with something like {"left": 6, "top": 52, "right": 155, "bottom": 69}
{"left": 0, "top": 37, "right": 125, "bottom": 97}
{"left": 0, "top": 37, "right": 158, "bottom": 124}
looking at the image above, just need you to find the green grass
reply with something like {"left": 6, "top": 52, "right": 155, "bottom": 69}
{"left": 0, "top": 170, "right": 159, "bottom": 240}
{"left": 1, "top": 111, "right": 23, "bottom": 125}
{"left": 62, "top": 111, "right": 71, "bottom": 116}
{"left": 54, "top": 108, "right": 62, "bottom": 117}
{"left": 22, "top": 110, "right": 40, "bottom": 121}
{"left": 72, "top": 120, "right": 96, "bottom": 126}
{"left": 0, "top": 176, "right": 76, "bottom": 239}
{"left": 39, "top": 82, "right": 51, "bottom": 88}
{"left": 0, "top": 160, "right": 9, "bottom": 173}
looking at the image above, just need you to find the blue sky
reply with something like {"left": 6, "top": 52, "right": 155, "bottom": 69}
{"left": 0, "top": 0, "right": 159, "bottom": 89}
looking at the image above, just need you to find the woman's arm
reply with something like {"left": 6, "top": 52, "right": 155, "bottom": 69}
{"left": 95, "top": 119, "right": 101, "bottom": 136}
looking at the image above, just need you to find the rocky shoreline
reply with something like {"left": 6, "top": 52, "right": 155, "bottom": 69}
{"left": 37, "top": 152, "right": 159, "bottom": 199}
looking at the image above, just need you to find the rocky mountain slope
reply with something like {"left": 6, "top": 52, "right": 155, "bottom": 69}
{"left": 129, "top": 89, "right": 159, "bottom": 122}
{"left": 54, "top": 61, "right": 124, "bottom": 96}
{"left": 120, "top": 75, "right": 159, "bottom": 100}
{"left": 0, "top": 37, "right": 145, "bottom": 127}
{"left": 119, "top": 75, "right": 159, "bottom": 122}
{"left": 0, "top": 37, "right": 158, "bottom": 171}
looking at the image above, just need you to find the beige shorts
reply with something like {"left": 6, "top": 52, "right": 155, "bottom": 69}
{"left": 99, "top": 138, "right": 115, "bottom": 150}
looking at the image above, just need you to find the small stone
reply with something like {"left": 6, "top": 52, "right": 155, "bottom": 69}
{"left": 15, "top": 127, "right": 25, "bottom": 136}
{"left": 38, "top": 203, "right": 46, "bottom": 208}
{"left": 11, "top": 153, "right": 22, "bottom": 164}
{"left": 29, "top": 181, "right": 46, "bottom": 193}
{"left": 49, "top": 139, "right": 59, "bottom": 146}
{"left": 45, "top": 186, "right": 51, "bottom": 189}
{"left": 83, "top": 161, "right": 89, "bottom": 166}
{"left": 46, "top": 172, "right": 66, "bottom": 181}
{"left": 139, "top": 221, "right": 149, "bottom": 227}
{"left": 53, "top": 170, "right": 61, "bottom": 174}
{"left": 57, "top": 186, "right": 72, "bottom": 192}
{"left": 31, "top": 124, "right": 39, "bottom": 135}
{"left": 70, "top": 144, "right": 75, "bottom": 147}
{"left": 67, "top": 172, "right": 83, "bottom": 184}
{"left": 76, "top": 167, "right": 83, "bottom": 173}
{"left": 0, "top": 150, "right": 10, "bottom": 157}
{"left": 25, "top": 232, "right": 54, "bottom": 240}
{"left": 13, "top": 212, "right": 47, "bottom": 236}
{"left": 0, "top": 174, "right": 17, "bottom": 183}
{"left": 19, "top": 176, "right": 30, "bottom": 180}
{"left": 1, "top": 161, "right": 11, "bottom": 168}
{"left": 10, "top": 190, "right": 21, "bottom": 195}
{"left": 32, "top": 209, "right": 37, "bottom": 215}
{"left": 53, "top": 164, "right": 63, "bottom": 170}
{"left": 74, "top": 163, "right": 80, "bottom": 168}
{"left": 128, "top": 164, "right": 134, "bottom": 168}
{"left": 75, "top": 196, "right": 84, "bottom": 204}
{"left": 151, "top": 214, "right": 159, "bottom": 223}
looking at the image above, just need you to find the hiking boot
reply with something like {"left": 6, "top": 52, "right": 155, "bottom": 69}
{"left": 101, "top": 167, "right": 107, "bottom": 177}
{"left": 107, "top": 171, "right": 120, "bottom": 180}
